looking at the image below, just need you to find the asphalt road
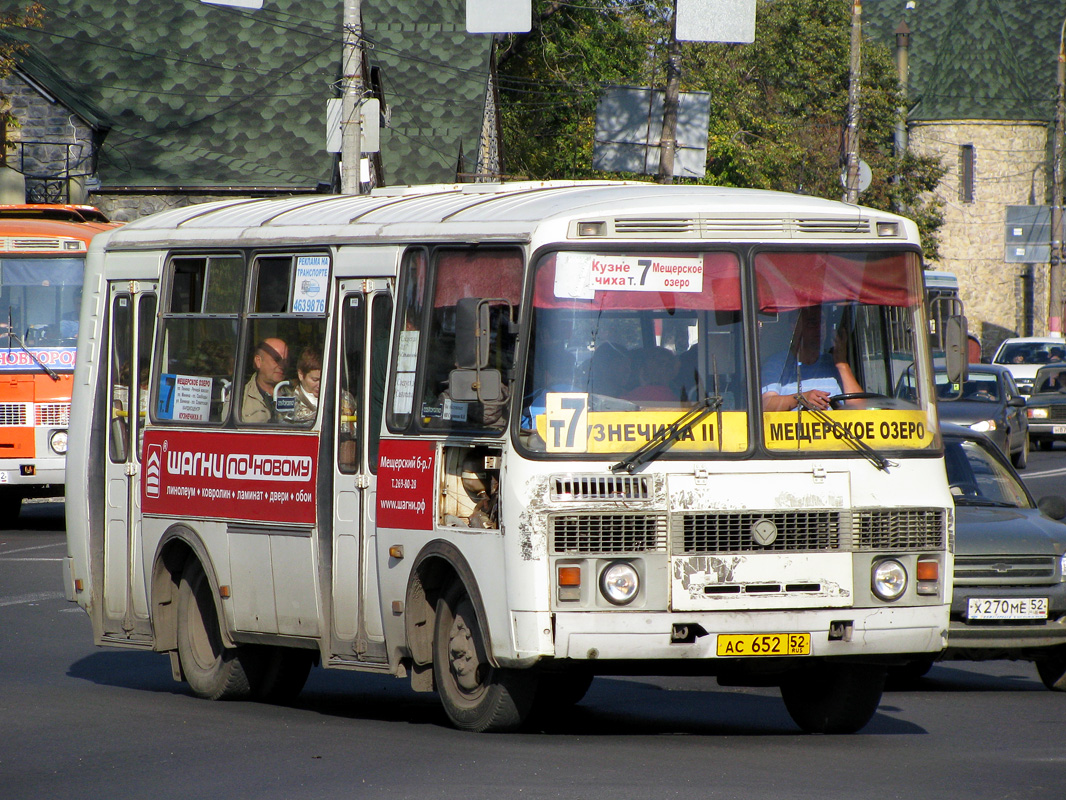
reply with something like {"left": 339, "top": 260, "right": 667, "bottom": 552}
{"left": 3, "top": 475, "right": 1065, "bottom": 800}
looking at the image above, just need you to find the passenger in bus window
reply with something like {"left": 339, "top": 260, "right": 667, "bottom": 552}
{"left": 286, "top": 347, "right": 321, "bottom": 424}
{"left": 588, "top": 342, "right": 632, "bottom": 398}
{"left": 241, "top": 338, "right": 290, "bottom": 423}
{"left": 760, "top": 305, "right": 862, "bottom": 412}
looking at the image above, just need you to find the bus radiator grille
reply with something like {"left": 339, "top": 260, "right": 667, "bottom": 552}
{"left": 35, "top": 403, "right": 71, "bottom": 427}
{"left": 673, "top": 511, "right": 841, "bottom": 554}
{"left": 852, "top": 508, "right": 945, "bottom": 550}
{"left": 0, "top": 403, "right": 30, "bottom": 426}
{"left": 549, "top": 513, "right": 668, "bottom": 554}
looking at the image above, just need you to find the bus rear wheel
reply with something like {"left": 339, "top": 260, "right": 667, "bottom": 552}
{"left": 433, "top": 581, "right": 534, "bottom": 732}
{"left": 780, "top": 664, "right": 885, "bottom": 734}
{"left": 176, "top": 557, "right": 254, "bottom": 701}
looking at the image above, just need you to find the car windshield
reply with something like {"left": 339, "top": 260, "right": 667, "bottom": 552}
{"left": 944, "top": 437, "right": 1032, "bottom": 508}
{"left": 1032, "top": 367, "right": 1066, "bottom": 395}
{"left": 935, "top": 372, "right": 999, "bottom": 402}
{"left": 996, "top": 341, "right": 1066, "bottom": 366}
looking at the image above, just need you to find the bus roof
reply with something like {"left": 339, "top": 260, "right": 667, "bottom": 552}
{"left": 101, "top": 182, "right": 919, "bottom": 251}
{"left": 0, "top": 207, "right": 121, "bottom": 251}
{"left": 0, "top": 204, "right": 113, "bottom": 224}
{"left": 923, "top": 270, "right": 959, "bottom": 290}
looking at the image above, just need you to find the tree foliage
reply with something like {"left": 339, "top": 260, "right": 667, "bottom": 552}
{"left": 497, "top": 0, "right": 945, "bottom": 260}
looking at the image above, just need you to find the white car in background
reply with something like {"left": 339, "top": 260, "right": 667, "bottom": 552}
{"left": 991, "top": 336, "right": 1066, "bottom": 396}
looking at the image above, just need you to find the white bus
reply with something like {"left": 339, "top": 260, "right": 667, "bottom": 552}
{"left": 65, "top": 182, "right": 956, "bottom": 734}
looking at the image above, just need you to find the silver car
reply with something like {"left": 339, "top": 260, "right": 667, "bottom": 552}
{"left": 921, "top": 425, "right": 1066, "bottom": 690}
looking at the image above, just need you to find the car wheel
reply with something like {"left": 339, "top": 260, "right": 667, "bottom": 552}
{"left": 1011, "top": 432, "right": 1028, "bottom": 469}
{"left": 1036, "top": 646, "right": 1066, "bottom": 691}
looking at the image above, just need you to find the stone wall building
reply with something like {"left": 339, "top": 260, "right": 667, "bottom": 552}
{"left": 868, "top": 1, "right": 1066, "bottom": 358}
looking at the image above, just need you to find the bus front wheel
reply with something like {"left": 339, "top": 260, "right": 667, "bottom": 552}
{"left": 176, "top": 557, "right": 254, "bottom": 701}
{"left": 433, "top": 581, "right": 535, "bottom": 732}
{"left": 780, "top": 664, "right": 885, "bottom": 734}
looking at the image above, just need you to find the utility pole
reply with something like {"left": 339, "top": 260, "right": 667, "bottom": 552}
{"left": 341, "top": 0, "right": 363, "bottom": 195}
{"left": 844, "top": 0, "right": 862, "bottom": 204}
{"left": 1051, "top": 18, "right": 1065, "bottom": 336}
{"left": 657, "top": 1, "right": 681, "bottom": 185}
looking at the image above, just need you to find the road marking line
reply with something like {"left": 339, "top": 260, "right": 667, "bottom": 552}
{"left": 0, "top": 542, "right": 65, "bottom": 555}
{"left": 0, "top": 591, "right": 65, "bottom": 607}
{"left": 0, "top": 557, "right": 63, "bottom": 562}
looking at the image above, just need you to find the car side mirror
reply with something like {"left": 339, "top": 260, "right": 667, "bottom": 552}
{"left": 1037, "top": 495, "right": 1066, "bottom": 520}
{"left": 1007, "top": 396, "right": 1026, "bottom": 407}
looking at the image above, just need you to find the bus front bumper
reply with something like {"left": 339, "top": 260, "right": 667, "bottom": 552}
{"left": 552, "top": 607, "right": 948, "bottom": 660}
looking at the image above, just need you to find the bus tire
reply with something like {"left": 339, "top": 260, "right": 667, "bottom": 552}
{"left": 1035, "top": 646, "right": 1066, "bottom": 691}
{"left": 0, "top": 491, "right": 22, "bottom": 521}
{"left": 176, "top": 558, "right": 253, "bottom": 701}
{"left": 780, "top": 664, "right": 885, "bottom": 734}
{"left": 433, "top": 581, "right": 534, "bottom": 732}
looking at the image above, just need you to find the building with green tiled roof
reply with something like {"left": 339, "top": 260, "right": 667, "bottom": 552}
{"left": 0, "top": 0, "right": 495, "bottom": 219}
{"left": 866, "top": 0, "right": 1066, "bottom": 348}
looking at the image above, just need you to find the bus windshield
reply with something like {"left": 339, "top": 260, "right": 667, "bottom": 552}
{"left": 521, "top": 248, "right": 932, "bottom": 457}
{"left": 0, "top": 256, "right": 84, "bottom": 353}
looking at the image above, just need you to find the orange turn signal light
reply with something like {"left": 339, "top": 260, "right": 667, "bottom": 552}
{"left": 916, "top": 559, "right": 939, "bottom": 582}
{"left": 558, "top": 566, "right": 582, "bottom": 586}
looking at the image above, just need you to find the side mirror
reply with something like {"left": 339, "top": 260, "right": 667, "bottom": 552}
{"left": 944, "top": 315, "right": 969, "bottom": 383}
{"left": 455, "top": 297, "right": 490, "bottom": 370}
{"left": 448, "top": 367, "right": 503, "bottom": 403}
{"left": 1007, "top": 396, "right": 1026, "bottom": 408}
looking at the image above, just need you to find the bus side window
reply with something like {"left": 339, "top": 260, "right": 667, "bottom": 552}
{"left": 419, "top": 248, "right": 522, "bottom": 432}
{"left": 158, "top": 255, "right": 242, "bottom": 425}
{"left": 338, "top": 294, "right": 364, "bottom": 472}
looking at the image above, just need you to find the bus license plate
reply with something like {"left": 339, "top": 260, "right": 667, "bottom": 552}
{"left": 716, "top": 633, "right": 811, "bottom": 657}
{"left": 967, "top": 598, "right": 1048, "bottom": 620}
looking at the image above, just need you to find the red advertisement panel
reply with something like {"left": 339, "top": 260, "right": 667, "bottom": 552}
{"left": 141, "top": 429, "right": 318, "bottom": 525}
{"left": 377, "top": 438, "right": 436, "bottom": 531}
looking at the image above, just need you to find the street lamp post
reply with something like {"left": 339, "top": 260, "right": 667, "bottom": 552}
{"left": 1051, "top": 18, "right": 1065, "bottom": 336}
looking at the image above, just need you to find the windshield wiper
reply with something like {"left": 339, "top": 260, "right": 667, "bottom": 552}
{"left": 7, "top": 328, "right": 59, "bottom": 381}
{"left": 794, "top": 394, "right": 894, "bottom": 472}
{"left": 953, "top": 496, "right": 1017, "bottom": 508}
{"left": 611, "top": 394, "right": 723, "bottom": 474}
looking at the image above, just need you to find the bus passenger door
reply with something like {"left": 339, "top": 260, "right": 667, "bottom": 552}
{"left": 102, "top": 283, "right": 157, "bottom": 642}
{"left": 331, "top": 284, "right": 391, "bottom": 662}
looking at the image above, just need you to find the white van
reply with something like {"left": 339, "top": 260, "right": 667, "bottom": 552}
{"left": 992, "top": 336, "right": 1066, "bottom": 395}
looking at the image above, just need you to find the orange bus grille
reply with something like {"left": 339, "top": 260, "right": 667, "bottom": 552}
{"left": 35, "top": 403, "right": 71, "bottom": 426}
{"left": 0, "top": 403, "right": 31, "bottom": 426}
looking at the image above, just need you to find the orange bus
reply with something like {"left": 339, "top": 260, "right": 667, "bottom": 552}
{"left": 0, "top": 204, "right": 120, "bottom": 518}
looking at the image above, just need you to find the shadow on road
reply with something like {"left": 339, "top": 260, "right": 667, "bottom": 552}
{"left": 66, "top": 649, "right": 929, "bottom": 736}
{"left": 14, "top": 499, "right": 65, "bottom": 532}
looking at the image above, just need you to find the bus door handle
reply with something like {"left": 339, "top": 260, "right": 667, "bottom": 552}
{"left": 355, "top": 474, "right": 370, "bottom": 489}
{"left": 125, "top": 463, "right": 138, "bottom": 477}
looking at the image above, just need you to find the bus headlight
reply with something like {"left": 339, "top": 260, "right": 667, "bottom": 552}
{"left": 600, "top": 561, "right": 639, "bottom": 606}
{"left": 872, "top": 559, "right": 907, "bottom": 601}
{"left": 49, "top": 430, "right": 69, "bottom": 455}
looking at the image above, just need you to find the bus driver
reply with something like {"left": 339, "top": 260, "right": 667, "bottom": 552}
{"left": 760, "top": 305, "right": 862, "bottom": 412}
